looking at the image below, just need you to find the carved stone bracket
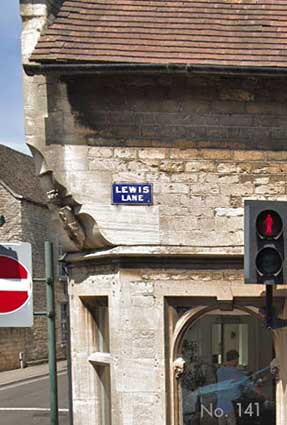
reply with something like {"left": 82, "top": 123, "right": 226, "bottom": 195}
{"left": 28, "top": 145, "right": 114, "bottom": 251}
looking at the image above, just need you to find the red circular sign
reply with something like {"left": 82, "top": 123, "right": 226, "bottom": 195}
{"left": 0, "top": 256, "right": 32, "bottom": 314}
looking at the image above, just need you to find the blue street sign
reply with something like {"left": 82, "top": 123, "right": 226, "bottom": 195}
{"left": 112, "top": 183, "right": 153, "bottom": 205}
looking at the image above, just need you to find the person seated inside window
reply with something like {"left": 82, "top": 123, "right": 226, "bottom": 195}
{"left": 216, "top": 350, "right": 246, "bottom": 425}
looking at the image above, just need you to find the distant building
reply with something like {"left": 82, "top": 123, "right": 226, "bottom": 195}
{"left": 0, "top": 144, "right": 67, "bottom": 371}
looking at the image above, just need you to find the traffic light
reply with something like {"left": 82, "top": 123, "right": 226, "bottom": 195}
{"left": 244, "top": 200, "right": 287, "bottom": 284}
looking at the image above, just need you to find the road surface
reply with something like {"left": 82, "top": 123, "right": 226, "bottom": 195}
{"left": 0, "top": 372, "right": 69, "bottom": 425}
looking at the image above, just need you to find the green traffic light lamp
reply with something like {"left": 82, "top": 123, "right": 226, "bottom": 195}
{"left": 0, "top": 215, "right": 6, "bottom": 227}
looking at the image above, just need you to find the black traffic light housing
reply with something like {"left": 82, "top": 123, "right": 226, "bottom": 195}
{"left": 244, "top": 200, "right": 287, "bottom": 285}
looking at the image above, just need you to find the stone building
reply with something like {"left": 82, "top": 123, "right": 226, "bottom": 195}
{"left": 20, "top": 1, "right": 287, "bottom": 425}
{"left": 0, "top": 144, "right": 67, "bottom": 371}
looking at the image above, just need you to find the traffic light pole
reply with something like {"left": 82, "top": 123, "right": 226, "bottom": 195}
{"left": 265, "top": 285, "right": 273, "bottom": 329}
{"left": 45, "top": 241, "right": 59, "bottom": 425}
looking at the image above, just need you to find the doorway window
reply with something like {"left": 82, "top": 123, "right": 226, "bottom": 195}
{"left": 177, "top": 309, "right": 275, "bottom": 425}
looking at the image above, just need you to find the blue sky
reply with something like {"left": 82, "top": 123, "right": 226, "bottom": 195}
{"left": 0, "top": 0, "right": 30, "bottom": 155}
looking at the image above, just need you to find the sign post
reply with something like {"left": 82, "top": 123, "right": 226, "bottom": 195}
{"left": 45, "top": 241, "right": 59, "bottom": 425}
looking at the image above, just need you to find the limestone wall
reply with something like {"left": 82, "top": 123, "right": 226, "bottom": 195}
{"left": 40, "top": 143, "right": 287, "bottom": 251}
{"left": 21, "top": 69, "right": 287, "bottom": 251}
{"left": 46, "top": 74, "right": 287, "bottom": 150}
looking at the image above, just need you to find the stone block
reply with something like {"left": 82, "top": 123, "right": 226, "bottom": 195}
{"left": 138, "top": 148, "right": 166, "bottom": 159}
{"left": 198, "top": 217, "right": 215, "bottom": 231}
{"left": 169, "top": 148, "right": 201, "bottom": 159}
{"left": 114, "top": 148, "right": 138, "bottom": 159}
{"left": 217, "top": 163, "right": 240, "bottom": 174}
{"left": 190, "top": 183, "right": 220, "bottom": 195}
{"left": 159, "top": 161, "right": 185, "bottom": 173}
{"left": 215, "top": 208, "right": 244, "bottom": 217}
{"left": 154, "top": 182, "right": 189, "bottom": 194}
{"left": 202, "top": 149, "right": 233, "bottom": 160}
{"left": 132, "top": 330, "right": 155, "bottom": 358}
{"left": 88, "top": 147, "right": 114, "bottom": 159}
{"left": 255, "top": 184, "right": 285, "bottom": 195}
{"left": 204, "top": 195, "right": 230, "bottom": 208}
{"left": 233, "top": 150, "right": 265, "bottom": 161}
{"left": 185, "top": 161, "right": 216, "bottom": 173}
{"left": 266, "top": 151, "right": 287, "bottom": 161}
{"left": 115, "top": 358, "right": 160, "bottom": 393}
{"left": 171, "top": 173, "right": 198, "bottom": 183}
{"left": 131, "top": 295, "right": 155, "bottom": 307}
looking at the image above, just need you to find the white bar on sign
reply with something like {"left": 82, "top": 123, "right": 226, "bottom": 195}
{"left": 0, "top": 279, "right": 30, "bottom": 291}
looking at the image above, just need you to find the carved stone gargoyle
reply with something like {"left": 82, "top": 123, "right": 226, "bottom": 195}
{"left": 58, "top": 206, "right": 86, "bottom": 250}
{"left": 173, "top": 357, "right": 186, "bottom": 379}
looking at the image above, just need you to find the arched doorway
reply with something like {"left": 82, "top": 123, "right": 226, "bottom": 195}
{"left": 171, "top": 305, "right": 276, "bottom": 425}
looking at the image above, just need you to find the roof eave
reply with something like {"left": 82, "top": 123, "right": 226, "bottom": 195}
{"left": 24, "top": 61, "right": 287, "bottom": 77}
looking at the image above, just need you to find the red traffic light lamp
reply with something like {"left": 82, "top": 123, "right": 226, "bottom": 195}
{"left": 256, "top": 210, "right": 282, "bottom": 239}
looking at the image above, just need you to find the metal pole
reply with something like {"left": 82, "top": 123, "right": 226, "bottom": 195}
{"left": 45, "top": 241, "right": 59, "bottom": 425}
{"left": 265, "top": 284, "right": 273, "bottom": 329}
{"left": 66, "top": 295, "right": 74, "bottom": 425}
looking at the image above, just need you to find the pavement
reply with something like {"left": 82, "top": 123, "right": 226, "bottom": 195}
{"left": 0, "top": 360, "right": 67, "bottom": 388}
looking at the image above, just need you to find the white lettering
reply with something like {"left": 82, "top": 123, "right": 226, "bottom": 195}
{"left": 201, "top": 404, "right": 214, "bottom": 418}
{"left": 143, "top": 186, "right": 150, "bottom": 194}
{"left": 129, "top": 186, "right": 137, "bottom": 193}
{"left": 214, "top": 408, "right": 224, "bottom": 418}
{"left": 122, "top": 186, "right": 128, "bottom": 193}
{"left": 201, "top": 404, "right": 224, "bottom": 419}
{"left": 244, "top": 403, "right": 254, "bottom": 417}
{"left": 115, "top": 186, "right": 122, "bottom": 193}
{"left": 120, "top": 194, "right": 145, "bottom": 202}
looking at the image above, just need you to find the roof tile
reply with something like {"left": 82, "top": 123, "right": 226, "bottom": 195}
{"left": 31, "top": 0, "right": 287, "bottom": 68}
{"left": 0, "top": 145, "right": 47, "bottom": 205}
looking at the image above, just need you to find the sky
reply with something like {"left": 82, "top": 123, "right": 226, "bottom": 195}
{"left": 0, "top": 0, "right": 30, "bottom": 155}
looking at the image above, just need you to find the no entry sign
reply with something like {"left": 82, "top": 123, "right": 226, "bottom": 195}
{"left": 0, "top": 243, "right": 33, "bottom": 327}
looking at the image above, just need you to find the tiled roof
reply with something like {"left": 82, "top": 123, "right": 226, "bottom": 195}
{"left": 31, "top": 0, "right": 287, "bottom": 69}
{"left": 0, "top": 145, "right": 47, "bottom": 205}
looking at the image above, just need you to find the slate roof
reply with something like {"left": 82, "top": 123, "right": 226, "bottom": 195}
{"left": 31, "top": 0, "right": 287, "bottom": 69}
{"left": 0, "top": 145, "right": 47, "bottom": 205}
